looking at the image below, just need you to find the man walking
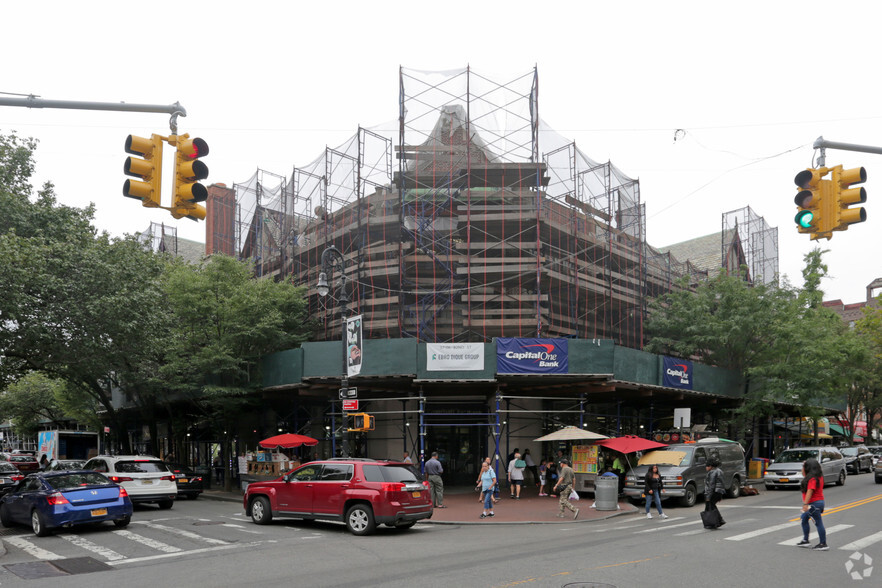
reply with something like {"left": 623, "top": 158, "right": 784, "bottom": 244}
{"left": 425, "top": 452, "right": 445, "bottom": 508}
{"left": 553, "top": 458, "right": 580, "bottom": 519}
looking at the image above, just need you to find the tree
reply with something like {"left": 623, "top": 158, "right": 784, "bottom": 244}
{"left": 0, "top": 372, "right": 70, "bottom": 436}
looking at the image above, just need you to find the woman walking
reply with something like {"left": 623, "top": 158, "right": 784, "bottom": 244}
{"left": 796, "top": 458, "right": 828, "bottom": 550}
{"left": 477, "top": 462, "right": 497, "bottom": 519}
{"left": 643, "top": 464, "right": 668, "bottom": 519}
{"left": 703, "top": 457, "right": 726, "bottom": 528}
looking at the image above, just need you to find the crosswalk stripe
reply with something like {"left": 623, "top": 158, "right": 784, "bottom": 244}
{"left": 777, "top": 524, "right": 853, "bottom": 546}
{"left": 725, "top": 522, "right": 794, "bottom": 541}
{"left": 636, "top": 519, "right": 698, "bottom": 533}
{"left": 3, "top": 536, "right": 64, "bottom": 560}
{"left": 61, "top": 534, "right": 126, "bottom": 561}
{"left": 839, "top": 530, "right": 882, "bottom": 551}
{"left": 136, "top": 521, "right": 229, "bottom": 545}
{"left": 113, "top": 529, "right": 182, "bottom": 553}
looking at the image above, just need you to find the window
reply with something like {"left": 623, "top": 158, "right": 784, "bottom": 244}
{"left": 116, "top": 461, "right": 168, "bottom": 474}
{"left": 290, "top": 465, "right": 321, "bottom": 482}
{"left": 319, "top": 464, "right": 353, "bottom": 481}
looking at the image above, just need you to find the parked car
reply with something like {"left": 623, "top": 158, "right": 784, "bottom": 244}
{"left": 0, "top": 471, "right": 132, "bottom": 536}
{"left": 865, "top": 445, "right": 882, "bottom": 466}
{"left": 7, "top": 455, "right": 40, "bottom": 472}
{"left": 10, "top": 450, "right": 37, "bottom": 457}
{"left": 0, "top": 462, "right": 25, "bottom": 496}
{"left": 623, "top": 438, "right": 747, "bottom": 507}
{"left": 764, "top": 447, "right": 847, "bottom": 489}
{"left": 243, "top": 458, "right": 433, "bottom": 535}
{"left": 165, "top": 463, "right": 203, "bottom": 500}
{"left": 840, "top": 446, "right": 873, "bottom": 474}
{"left": 82, "top": 455, "right": 176, "bottom": 509}
{"left": 45, "top": 459, "right": 87, "bottom": 472}
{"left": 876, "top": 456, "right": 882, "bottom": 484}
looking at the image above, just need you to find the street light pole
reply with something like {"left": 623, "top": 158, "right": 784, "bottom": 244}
{"left": 317, "top": 245, "right": 350, "bottom": 457}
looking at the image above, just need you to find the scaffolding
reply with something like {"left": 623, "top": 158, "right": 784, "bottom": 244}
{"left": 211, "top": 66, "right": 776, "bottom": 350}
{"left": 722, "top": 206, "right": 779, "bottom": 286}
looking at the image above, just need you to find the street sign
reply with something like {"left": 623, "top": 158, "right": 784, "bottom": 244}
{"left": 342, "top": 399, "right": 359, "bottom": 411}
{"left": 339, "top": 387, "right": 357, "bottom": 399}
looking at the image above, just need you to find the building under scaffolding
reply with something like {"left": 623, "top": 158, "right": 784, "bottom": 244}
{"left": 201, "top": 67, "right": 780, "bottom": 476}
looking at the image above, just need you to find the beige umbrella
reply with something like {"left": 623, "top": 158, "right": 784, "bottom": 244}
{"left": 533, "top": 426, "right": 608, "bottom": 442}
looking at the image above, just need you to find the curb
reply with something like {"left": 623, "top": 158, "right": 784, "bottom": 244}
{"left": 422, "top": 508, "right": 636, "bottom": 525}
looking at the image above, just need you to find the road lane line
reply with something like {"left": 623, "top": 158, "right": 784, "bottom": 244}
{"left": 839, "top": 530, "right": 882, "bottom": 551}
{"left": 106, "top": 543, "right": 242, "bottom": 566}
{"left": 777, "top": 524, "right": 853, "bottom": 545}
{"left": 3, "top": 536, "right": 64, "bottom": 560}
{"left": 112, "top": 529, "right": 182, "bottom": 553}
{"left": 60, "top": 534, "right": 126, "bottom": 561}
{"left": 635, "top": 520, "right": 699, "bottom": 533}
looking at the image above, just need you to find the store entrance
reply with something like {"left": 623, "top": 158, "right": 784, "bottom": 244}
{"left": 425, "top": 426, "right": 482, "bottom": 486}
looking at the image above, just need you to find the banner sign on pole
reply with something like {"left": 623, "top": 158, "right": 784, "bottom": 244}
{"left": 426, "top": 343, "right": 484, "bottom": 371}
{"left": 663, "top": 356, "right": 693, "bottom": 390}
{"left": 346, "top": 314, "right": 363, "bottom": 378}
{"left": 496, "top": 338, "right": 568, "bottom": 374}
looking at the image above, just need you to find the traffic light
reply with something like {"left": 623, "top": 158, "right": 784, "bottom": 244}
{"left": 347, "top": 413, "right": 375, "bottom": 432}
{"left": 123, "top": 134, "right": 163, "bottom": 207}
{"left": 830, "top": 165, "right": 867, "bottom": 233}
{"left": 794, "top": 167, "right": 834, "bottom": 240}
{"left": 171, "top": 134, "right": 209, "bottom": 221}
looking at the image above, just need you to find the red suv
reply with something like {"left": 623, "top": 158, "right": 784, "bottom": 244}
{"left": 243, "top": 459, "right": 432, "bottom": 535}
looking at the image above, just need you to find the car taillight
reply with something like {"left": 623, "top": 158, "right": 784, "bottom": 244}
{"left": 380, "top": 482, "right": 406, "bottom": 492}
{"left": 46, "top": 492, "right": 70, "bottom": 506}
{"left": 193, "top": 476, "right": 203, "bottom": 482}
{"left": 109, "top": 476, "right": 133, "bottom": 483}
{"left": 160, "top": 475, "right": 175, "bottom": 481}
{"left": 422, "top": 481, "right": 430, "bottom": 489}
{"left": 10, "top": 475, "right": 23, "bottom": 481}
{"left": 118, "top": 487, "right": 129, "bottom": 498}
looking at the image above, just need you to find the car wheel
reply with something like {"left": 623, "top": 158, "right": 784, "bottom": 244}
{"left": 679, "top": 484, "right": 697, "bottom": 508}
{"left": 31, "top": 510, "right": 51, "bottom": 537}
{"left": 113, "top": 516, "right": 131, "bottom": 528}
{"left": 250, "top": 496, "right": 272, "bottom": 525}
{"left": 394, "top": 520, "right": 416, "bottom": 530}
{"left": 727, "top": 477, "right": 741, "bottom": 499}
{"left": 837, "top": 470, "right": 846, "bottom": 486}
{"left": 0, "top": 504, "right": 12, "bottom": 527}
{"left": 157, "top": 500, "right": 174, "bottom": 510}
{"left": 345, "top": 504, "right": 376, "bottom": 536}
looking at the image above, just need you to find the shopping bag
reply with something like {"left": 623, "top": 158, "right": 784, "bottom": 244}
{"left": 569, "top": 489, "right": 580, "bottom": 501}
{"left": 700, "top": 508, "right": 722, "bottom": 528}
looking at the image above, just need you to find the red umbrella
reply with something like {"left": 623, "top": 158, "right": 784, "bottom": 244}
{"left": 259, "top": 433, "right": 319, "bottom": 449}
{"left": 596, "top": 435, "right": 667, "bottom": 454}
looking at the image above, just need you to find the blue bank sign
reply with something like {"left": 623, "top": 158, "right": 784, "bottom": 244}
{"left": 496, "top": 338, "right": 568, "bottom": 374}
{"left": 663, "top": 356, "right": 693, "bottom": 390}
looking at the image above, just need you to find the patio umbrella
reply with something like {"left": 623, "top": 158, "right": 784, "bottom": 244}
{"left": 533, "top": 426, "right": 608, "bottom": 442}
{"left": 259, "top": 433, "right": 319, "bottom": 449}
{"left": 595, "top": 435, "right": 667, "bottom": 454}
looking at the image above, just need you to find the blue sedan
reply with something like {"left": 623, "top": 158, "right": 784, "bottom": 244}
{"left": 0, "top": 471, "right": 133, "bottom": 536}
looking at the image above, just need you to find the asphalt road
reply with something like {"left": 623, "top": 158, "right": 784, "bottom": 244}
{"left": 1, "top": 474, "right": 880, "bottom": 587}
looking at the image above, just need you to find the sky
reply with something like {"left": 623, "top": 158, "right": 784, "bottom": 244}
{"left": 3, "top": 0, "right": 881, "bottom": 304}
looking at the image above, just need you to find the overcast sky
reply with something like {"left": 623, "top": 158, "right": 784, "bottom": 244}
{"left": 3, "top": 0, "right": 881, "bottom": 304}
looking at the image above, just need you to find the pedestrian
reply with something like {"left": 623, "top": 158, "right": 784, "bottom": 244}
{"left": 703, "top": 457, "right": 726, "bottom": 528}
{"left": 538, "top": 459, "right": 548, "bottom": 496}
{"left": 402, "top": 451, "right": 412, "bottom": 464}
{"left": 39, "top": 455, "right": 49, "bottom": 471}
{"left": 613, "top": 452, "right": 627, "bottom": 495}
{"left": 552, "top": 458, "right": 580, "bottom": 519}
{"left": 507, "top": 452, "right": 526, "bottom": 499}
{"left": 507, "top": 447, "right": 519, "bottom": 464}
{"left": 425, "top": 451, "right": 445, "bottom": 508}
{"left": 477, "top": 462, "right": 497, "bottom": 518}
{"left": 796, "top": 458, "right": 828, "bottom": 550}
{"left": 213, "top": 456, "right": 224, "bottom": 484}
{"left": 523, "top": 448, "right": 539, "bottom": 487}
{"left": 643, "top": 464, "right": 668, "bottom": 519}
{"left": 546, "top": 458, "right": 558, "bottom": 496}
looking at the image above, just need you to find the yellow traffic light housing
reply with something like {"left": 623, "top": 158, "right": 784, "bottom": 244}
{"left": 830, "top": 165, "right": 867, "bottom": 233}
{"left": 170, "top": 134, "right": 209, "bottom": 221}
{"left": 794, "top": 167, "right": 835, "bottom": 240}
{"left": 123, "top": 134, "right": 163, "bottom": 207}
{"left": 347, "top": 413, "right": 375, "bottom": 432}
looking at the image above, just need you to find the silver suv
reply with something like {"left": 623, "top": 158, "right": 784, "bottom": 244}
{"left": 83, "top": 455, "right": 176, "bottom": 509}
{"left": 763, "top": 447, "right": 846, "bottom": 490}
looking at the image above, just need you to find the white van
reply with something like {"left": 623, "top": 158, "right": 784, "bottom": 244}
{"left": 623, "top": 438, "right": 747, "bottom": 507}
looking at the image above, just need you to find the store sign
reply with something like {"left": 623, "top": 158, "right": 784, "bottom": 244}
{"left": 496, "top": 338, "right": 568, "bottom": 374}
{"left": 426, "top": 343, "right": 484, "bottom": 371}
{"left": 663, "top": 356, "right": 692, "bottom": 390}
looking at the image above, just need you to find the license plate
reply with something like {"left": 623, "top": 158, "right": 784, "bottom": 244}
{"left": 91, "top": 508, "right": 107, "bottom": 517}
{"left": 412, "top": 491, "right": 421, "bottom": 498}
{"left": 178, "top": 478, "right": 188, "bottom": 483}
{"left": 142, "top": 479, "right": 153, "bottom": 485}
{"left": 779, "top": 478, "right": 789, "bottom": 483}
{"left": 0, "top": 478, "right": 7, "bottom": 484}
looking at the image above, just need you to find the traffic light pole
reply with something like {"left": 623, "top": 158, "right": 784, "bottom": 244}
{"left": 0, "top": 95, "right": 187, "bottom": 132}
{"left": 814, "top": 136, "right": 882, "bottom": 167}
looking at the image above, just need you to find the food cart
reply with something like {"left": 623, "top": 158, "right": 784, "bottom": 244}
{"left": 533, "top": 426, "right": 608, "bottom": 492}
{"left": 240, "top": 433, "right": 318, "bottom": 491}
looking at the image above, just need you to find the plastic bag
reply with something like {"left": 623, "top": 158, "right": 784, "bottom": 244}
{"left": 569, "top": 489, "right": 579, "bottom": 501}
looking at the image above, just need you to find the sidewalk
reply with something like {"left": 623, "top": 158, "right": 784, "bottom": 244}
{"left": 200, "top": 483, "right": 640, "bottom": 524}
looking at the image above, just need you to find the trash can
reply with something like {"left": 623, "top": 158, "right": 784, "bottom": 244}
{"left": 593, "top": 476, "right": 619, "bottom": 511}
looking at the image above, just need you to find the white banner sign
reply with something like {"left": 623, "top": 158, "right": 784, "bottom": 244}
{"left": 426, "top": 343, "right": 484, "bottom": 371}
{"left": 346, "top": 315, "right": 363, "bottom": 377}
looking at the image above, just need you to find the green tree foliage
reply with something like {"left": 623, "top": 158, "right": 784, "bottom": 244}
{"left": 0, "top": 372, "right": 69, "bottom": 436}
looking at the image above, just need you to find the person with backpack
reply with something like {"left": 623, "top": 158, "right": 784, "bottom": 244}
{"left": 507, "top": 452, "right": 526, "bottom": 499}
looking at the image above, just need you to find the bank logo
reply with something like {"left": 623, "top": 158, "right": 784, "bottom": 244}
{"left": 845, "top": 551, "right": 873, "bottom": 581}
